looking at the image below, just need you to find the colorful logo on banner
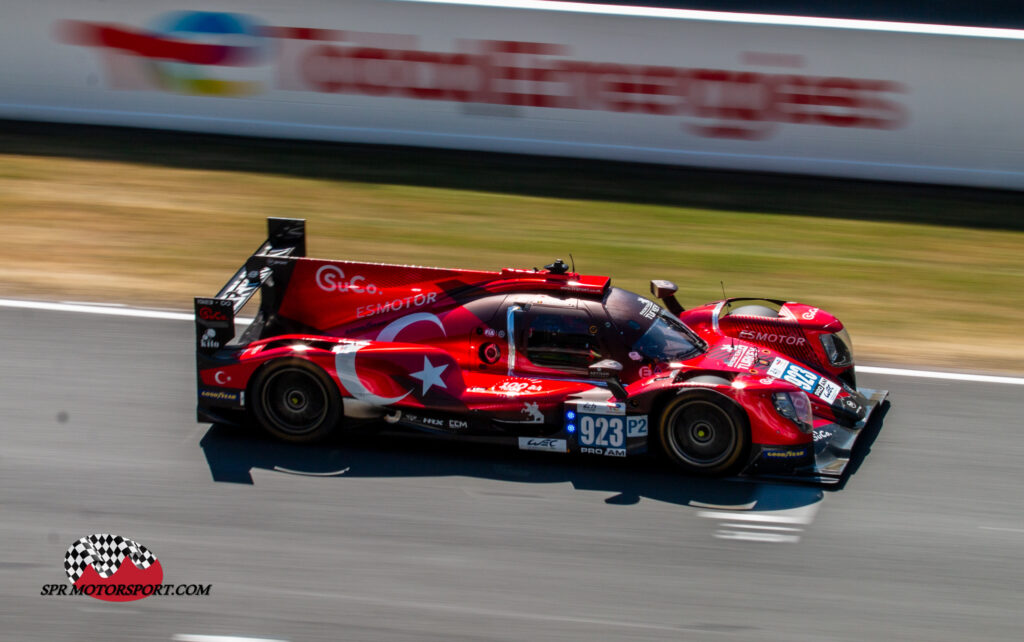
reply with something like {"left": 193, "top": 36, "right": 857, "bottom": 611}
{"left": 58, "top": 12, "right": 271, "bottom": 96}
{"left": 57, "top": 12, "right": 906, "bottom": 139}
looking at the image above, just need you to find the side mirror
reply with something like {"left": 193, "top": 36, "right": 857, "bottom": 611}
{"left": 589, "top": 359, "right": 628, "bottom": 400}
{"left": 650, "top": 279, "right": 684, "bottom": 316}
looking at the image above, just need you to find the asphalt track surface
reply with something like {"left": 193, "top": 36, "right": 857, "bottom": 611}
{"left": 2, "top": 305, "right": 1022, "bottom": 641}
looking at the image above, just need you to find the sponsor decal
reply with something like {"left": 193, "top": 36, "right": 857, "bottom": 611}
{"left": 518, "top": 437, "right": 567, "bottom": 453}
{"left": 199, "top": 328, "right": 220, "bottom": 348}
{"left": 197, "top": 306, "right": 228, "bottom": 322}
{"left": 738, "top": 329, "right": 807, "bottom": 346}
{"left": 198, "top": 388, "right": 242, "bottom": 405}
{"left": 315, "top": 264, "right": 380, "bottom": 294}
{"left": 628, "top": 351, "right": 643, "bottom": 361}
{"left": 840, "top": 396, "right": 862, "bottom": 412}
{"left": 637, "top": 297, "right": 659, "bottom": 320}
{"left": 767, "top": 357, "right": 841, "bottom": 403}
{"left": 767, "top": 358, "right": 788, "bottom": 378}
{"left": 638, "top": 366, "right": 653, "bottom": 378}
{"left": 759, "top": 376, "right": 777, "bottom": 385}
{"left": 726, "top": 345, "right": 758, "bottom": 370}
{"left": 762, "top": 448, "right": 808, "bottom": 459}
{"left": 801, "top": 307, "right": 820, "bottom": 320}
{"left": 356, "top": 292, "right": 438, "bottom": 319}
{"left": 577, "top": 401, "right": 626, "bottom": 416}
{"left": 626, "top": 416, "right": 648, "bottom": 437}
{"left": 400, "top": 412, "right": 466, "bottom": 430}
{"left": 497, "top": 380, "right": 545, "bottom": 394}
{"left": 59, "top": 12, "right": 271, "bottom": 97}
{"left": 814, "top": 378, "right": 841, "bottom": 405}
{"left": 61, "top": 16, "right": 907, "bottom": 141}
{"left": 402, "top": 413, "right": 440, "bottom": 428}
{"left": 41, "top": 534, "right": 210, "bottom": 601}
{"left": 813, "top": 429, "right": 833, "bottom": 442}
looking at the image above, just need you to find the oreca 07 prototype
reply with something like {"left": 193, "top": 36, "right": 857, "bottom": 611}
{"left": 195, "top": 219, "right": 886, "bottom": 482}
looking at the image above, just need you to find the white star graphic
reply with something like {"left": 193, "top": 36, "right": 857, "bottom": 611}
{"left": 410, "top": 356, "right": 448, "bottom": 395}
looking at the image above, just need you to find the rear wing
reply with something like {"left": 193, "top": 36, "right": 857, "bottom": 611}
{"left": 194, "top": 218, "right": 305, "bottom": 355}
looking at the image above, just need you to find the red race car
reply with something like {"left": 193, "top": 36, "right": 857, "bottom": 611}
{"left": 195, "top": 218, "right": 887, "bottom": 483}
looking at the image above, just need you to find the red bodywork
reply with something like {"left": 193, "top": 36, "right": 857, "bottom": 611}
{"left": 196, "top": 219, "right": 884, "bottom": 481}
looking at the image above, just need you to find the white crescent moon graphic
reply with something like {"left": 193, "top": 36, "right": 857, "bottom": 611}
{"left": 214, "top": 371, "right": 229, "bottom": 385}
{"left": 335, "top": 343, "right": 411, "bottom": 406}
{"left": 334, "top": 313, "right": 448, "bottom": 406}
{"left": 376, "top": 312, "right": 446, "bottom": 342}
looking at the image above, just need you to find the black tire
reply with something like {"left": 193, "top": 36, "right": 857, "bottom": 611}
{"left": 729, "top": 304, "right": 778, "bottom": 318}
{"left": 250, "top": 359, "right": 342, "bottom": 443}
{"left": 656, "top": 392, "right": 749, "bottom": 476}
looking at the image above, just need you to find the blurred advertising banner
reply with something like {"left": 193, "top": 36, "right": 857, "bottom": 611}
{"left": 2, "top": 0, "right": 1023, "bottom": 188}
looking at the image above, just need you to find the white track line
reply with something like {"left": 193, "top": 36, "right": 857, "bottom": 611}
{"left": 173, "top": 636, "right": 288, "bottom": 642}
{"left": 857, "top": 365, "right": 1024, "bottom": 386}
{"left": 0, "top": 298, "right": 193, "bottom": 321}
{"left": 3, "top": 297, "right": 1023, "bottom": 385}
{"left": 406, "top": 1, "right": 1024, "bottom": 40}
{"left": 978, "top": 526, "right": 1024, "bottom": 534}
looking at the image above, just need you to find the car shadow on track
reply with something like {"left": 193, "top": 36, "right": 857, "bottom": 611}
{"left": 199, "top": 424, "right": 826, "bottom": 512}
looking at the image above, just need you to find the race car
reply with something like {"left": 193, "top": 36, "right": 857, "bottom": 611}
{"left": 195, "top": 218, "right": 887, "bottom": 483}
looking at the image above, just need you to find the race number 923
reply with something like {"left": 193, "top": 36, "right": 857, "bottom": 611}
{"left": 579, "top": 415, "right": 625, "bottom": 448}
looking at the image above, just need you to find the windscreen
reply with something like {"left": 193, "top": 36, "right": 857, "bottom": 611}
{"left": 603, "top": 288, "right": 705, "bottom": 362}
{"left": 632, "top": 312, "right": 704, "bottom": 362}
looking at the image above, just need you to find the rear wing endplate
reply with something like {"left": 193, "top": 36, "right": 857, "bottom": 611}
{"left": 194, "top": 218, "right": 305, "bottom": 354}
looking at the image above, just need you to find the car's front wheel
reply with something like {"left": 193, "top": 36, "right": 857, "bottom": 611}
{"left": 656, "top": 392, "right": 748, "bottom": 475}
{"left": 250, "top": 359, "right": 342, "bottom": 443}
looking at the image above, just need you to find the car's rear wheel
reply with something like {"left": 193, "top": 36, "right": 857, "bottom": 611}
{"left": 656, "top": 392, "right": 748, "bottom": 475}
{"left": 251, "top": 359, "right": 342, "bottom": 443}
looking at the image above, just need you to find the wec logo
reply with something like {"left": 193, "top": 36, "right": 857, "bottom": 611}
{"left": 315, "top": 264, "right": 379, "bottom": 294}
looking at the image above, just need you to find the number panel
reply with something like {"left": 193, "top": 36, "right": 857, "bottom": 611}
{"left": 579, "top": 415, "right": 624, "bottom": 448}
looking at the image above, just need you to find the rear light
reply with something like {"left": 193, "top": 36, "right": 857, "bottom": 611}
{"left": 772, "top": 391, "right": 814, "bottom": 434}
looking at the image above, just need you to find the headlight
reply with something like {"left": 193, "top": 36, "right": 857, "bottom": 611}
{"left": 772, "top": 391, "right": 814, "bottom": 434}
{"left": 820, "top": 328, "right": 854, "bottom": 367}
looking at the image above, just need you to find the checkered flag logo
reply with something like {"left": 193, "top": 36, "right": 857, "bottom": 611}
{"left": 64, "top": 534, "right": 157, "bottom": 584}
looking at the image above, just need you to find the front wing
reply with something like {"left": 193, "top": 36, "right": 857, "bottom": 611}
{"left": 750, "top": 387, "right": 888, "bottom": 484}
